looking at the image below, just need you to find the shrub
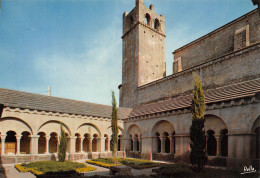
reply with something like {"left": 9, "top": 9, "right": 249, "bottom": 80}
{"left": 155, "top": 164, "right": 195, "bottom": 177}
{"left": 58, "top": 125, "right": 67, "bottom": 162}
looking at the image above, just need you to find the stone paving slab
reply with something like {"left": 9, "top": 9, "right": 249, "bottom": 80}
{"left": 1, "top": 165, "right": 36, "bottom": 178}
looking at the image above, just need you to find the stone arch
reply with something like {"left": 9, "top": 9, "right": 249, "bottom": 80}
{"left": 38, "top": 132, "right": 46, "bottom": 154}
{"left": 75, "top": 133, "right": 81, "bottom": 153}
{"left": 20, "top": 131, "right": 31, "bottom": 154}
{"left": 49, "top": 132, "right": 58, "bottom": 153}
{"left": 145, "top": 13, "right": 151, "bottom": 26}
{"left": 77, "top": 123, "right": 101, "bottom": 136}
{"left": 152, "top": 120, "right": 175, "bottom": 154}
{"left": 1, "top": 117, "right": 33, "bottom": 135}
{"left": 204, "top": 114, "right": 228, "bottom": 135}
{"left": 154, "top": 18, "right": 160, "bottom": 30}
{"left": 152, "top": 120, "right": 175, "bottom": 136}
{"left": 107, "top": 126, "right": 124, "bottom": 136}
{"left": 38, "top": 120, "right": 71, "bottom": 136}
{"left": 126, "top": 124, "right": 141, "bottom": 152}
{"left": 5, "top": 130, "right": 17, "bottom": 155}
{"left": 251, "top": 115, "right": 260, "bottom": 159}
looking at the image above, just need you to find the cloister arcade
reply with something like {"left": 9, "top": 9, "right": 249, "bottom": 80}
{"left": 0, "top": 117, "right": 124, "bottom": 156}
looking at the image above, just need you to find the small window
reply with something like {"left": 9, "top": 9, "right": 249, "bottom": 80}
{"left": 154, "top": 19, "right": 160, "bottom": 30}
{"left": 234, "top": 25, "right": 249, "bottom": 51}
{"left": 130, "top": 16, "right": 134, "bottom": 25}
{"left": 145, "top": 13, "right": 151, "bottom": 26}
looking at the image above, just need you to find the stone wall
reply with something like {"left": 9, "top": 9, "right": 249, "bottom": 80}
{"left": 137, "top": 43, "right": 260, "bottom": 105}
{"left": 173, "top": 9, "right": 259, "bottom": 72}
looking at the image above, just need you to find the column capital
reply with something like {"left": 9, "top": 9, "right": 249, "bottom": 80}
{"left": 69, "top": 136, "right": 77, "bottom": 139}
{"left": 16, "top": 135, "right": 22, "bottom": 139}
{"left": 0, "top": 134, "right": 6, "bottom": 139}
{"left": 29, "top": 135, "right": 40, "bottom": 139}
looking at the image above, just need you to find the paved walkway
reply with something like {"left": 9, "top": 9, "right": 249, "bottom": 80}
{"left": 0, "top": 164, "right": 36, "bottom": 178}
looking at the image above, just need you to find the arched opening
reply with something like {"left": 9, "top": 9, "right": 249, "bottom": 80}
{"left": 83, "top": 134, "right": 90, "bottom": 152}
{"left": 5, "top": 131, "right": 17, "bottom": 154}
{"left": 20, "top": 131, "right": 31, "bottom": 154}
{"left": 75, "top": 133, "right": 81, "bottom": 153}
{"left": 38, "top": 132, "right": 46, "bottom": 154}
{"left": 145, "top": 13, "right": 151, "bottom": 26}
{"left": 130, "top": 135, "right": 133, "bottom": 151}
{"left": 135, "top": 134, "right": 139, "bottom": 152}
{"left": 110, "top": 136, "right": 113, "bottom": 151}
{"left": 220, "top": 129, "right": 228, "bottom": 157}
{"left": 156, "top": 132, "right": 161, "bottom": 153}
{"left": 164, "top": 132, "right": 170, "bottom": 153}
{"left": 104, "top": 134, "right": 109, "bottom": 151}
{"left": 130, "top": 16, "right": 134, "bottom": 24}
{"left": 92, "top": 134, "right": 98, "bottom": 152}
{"left": 49, "top": 132, "right": 58, "bottom": 153}
{"left": 255, "top": 127, "right": 260, "bottom": 159}
{"left": 154, "top": 19, "right": 160, "bottom": 30}
{"left": 118, "top": 135, "right": 121, "bottom": 151}
{"left": 207, "top": 130, "right": 216, "bottom": 156}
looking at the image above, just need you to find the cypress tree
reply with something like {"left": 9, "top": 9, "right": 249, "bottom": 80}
{"left": 58, "top": 125, "right": 67, "bottom": 162}
{"left": 190, "top": 73, "right": 207, "bottom": 172}
{"left": 111, "top": 91, "right": 118, "bottom": 159}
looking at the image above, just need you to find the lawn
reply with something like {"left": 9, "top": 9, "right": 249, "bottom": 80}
{"left": 86, "top": 158, "right": 161, "bottom": 169}
{"left": 15, "top": 160, "right": 96, "bottom": 176}
{"left": 154, "top": 164, "right": 259, "bottom": 178}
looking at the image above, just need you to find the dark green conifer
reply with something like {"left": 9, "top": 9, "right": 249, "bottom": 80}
{"left": 111, "top": 91, "right": 118, "bottom": 159}
{"left": 58, "top": 125, "right": 67, "bottom": 162}
{"left": 190, "top": 74, "right": 207, "bottom": 172}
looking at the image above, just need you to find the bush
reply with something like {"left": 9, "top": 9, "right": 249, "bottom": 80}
{"left": 87, "top": 158, "right": 161, "bottom": 169}
{"left": 155, "top": 164, "right": 195, "bottom": 177}
{"left": 15, "top": 161, "right": 96, "bottom": 176}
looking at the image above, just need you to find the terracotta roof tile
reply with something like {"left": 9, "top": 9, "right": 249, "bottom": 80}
{"left": 128, "top": 78, "right": 260, "bottom": 118}
{"left": 0, "top": 89, "right": 132, "bottom": 119}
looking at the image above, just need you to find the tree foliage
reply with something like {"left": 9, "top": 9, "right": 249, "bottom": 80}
{"left": 190, "top": 74, "right": 207, "bottom": 172}
{"left": 111, "top": 91, "right": 118, "bottom": 159}
{"left": 58, "top": 125, "right": 67, "bottom": 162}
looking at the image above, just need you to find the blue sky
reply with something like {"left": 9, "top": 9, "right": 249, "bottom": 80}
{"left": 0, "top": 0, "right": 256, "bottom": 106}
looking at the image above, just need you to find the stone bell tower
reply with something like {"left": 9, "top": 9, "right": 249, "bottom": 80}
{"left": 119, "top": 0, "right": 166, "bottom": 108}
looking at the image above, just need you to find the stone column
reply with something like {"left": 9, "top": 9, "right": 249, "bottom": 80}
{"left": 216, "top": 135, "right": 221, "bottom": 156}
{"left": 169, "top": 137, "right": 173, "bottom": 153}
{"left": 16, "top": 135, "right": 22, "bottom": 155}
{"left": 100, "top": 137, "right": 105, "bottom": 152}
{"left": 45, "top": 136, "right": 50, "bottom": 154}
{"left": 69, "top": 136, "right": 76, "bottom": 153}
{"left": 89, "top": 137, "right": 93, "bottom": 152}
{"left": 160, "top": 137, "right": 165, "bottom": 153}
{"left": 133, "top": 138, "right": 136, "bottom": 152}
{"left": 80, "top": 137, "right": 84, "bottom": 153}
{"left": 30, "top": 135, "right": 39, "bottom": 155}
{"left": 1, "top": 135, "right": 6, "bottom": 155}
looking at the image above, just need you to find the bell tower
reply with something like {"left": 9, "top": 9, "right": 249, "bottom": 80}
{"left": 120, "top": 0, "right": 166, "bottom": 108}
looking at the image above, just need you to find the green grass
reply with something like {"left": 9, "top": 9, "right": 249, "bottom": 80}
{"left": 90, "top": 158, "right": 161, "bottom": 169}
{"left": 155, "top": 164, "right": 259, "bottom": 178}
{"left": 21, "top": 161, "right": 92, "bottom": 174}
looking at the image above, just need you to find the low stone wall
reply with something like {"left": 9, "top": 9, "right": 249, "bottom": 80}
{"left": 152, "top": 153, "right": 174, "bottom": 161}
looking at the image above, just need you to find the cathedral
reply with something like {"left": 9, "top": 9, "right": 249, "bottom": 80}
{"left": 0, "top": 0, "right": 259, "bottom": 171}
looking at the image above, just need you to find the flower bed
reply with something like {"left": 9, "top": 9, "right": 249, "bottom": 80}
{"left": 86, "top": 158, "right": 161, "bottom": 169}
{"left": 15, "top": 161, "right": 96, "bottom": 176}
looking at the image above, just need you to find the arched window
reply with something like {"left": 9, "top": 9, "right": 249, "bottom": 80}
{"left": 164, "top": 132, "right": 170, "bottom": 153}
{"left": 135, "top": 134, "right": 139, "bottom": 152}
{"left": 5, "top": 131, "right": 17, "bottom": 154}
{"left": 155, "top": 132, "right": 161, "bottom": 153}
{"left": 145, "top": 13, "right": 151, "bottom": 26}
{"left": 38, "top": 132, "right": 46, "bottom": 154}
{"left": 207, "top": 130, "right": 216, "bottom": 156}
{"left": 130, "top": 16, "right": 134, "bottom": 25}
{"left": 118, "top": 135, "right": 121, "bottom": 151}
{"left": 75, "top": 133, "right": 81, "bottom": 153}
{"left": 154, "top": 19, "right": 160, "bottom": 30}
{"left": 130, "top": 135, "right": 133, "bottom": 151}
{"left": 49, "top": 132, "right": 58, "bottom": 153}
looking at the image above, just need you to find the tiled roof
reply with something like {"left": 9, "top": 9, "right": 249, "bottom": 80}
{"left": 128, "top": 78, "right": 260, "bottom": 118}
{"left": 0, "top": 88, "right": 132, "bottom": 119}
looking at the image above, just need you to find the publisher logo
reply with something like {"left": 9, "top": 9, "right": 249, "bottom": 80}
{"left": 241, "top": 165, "right": 256, "bottom": 174}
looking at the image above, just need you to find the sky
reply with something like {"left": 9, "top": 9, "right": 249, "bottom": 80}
{"left": 0, "top": 0, "right": 256, "bottom": 106}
